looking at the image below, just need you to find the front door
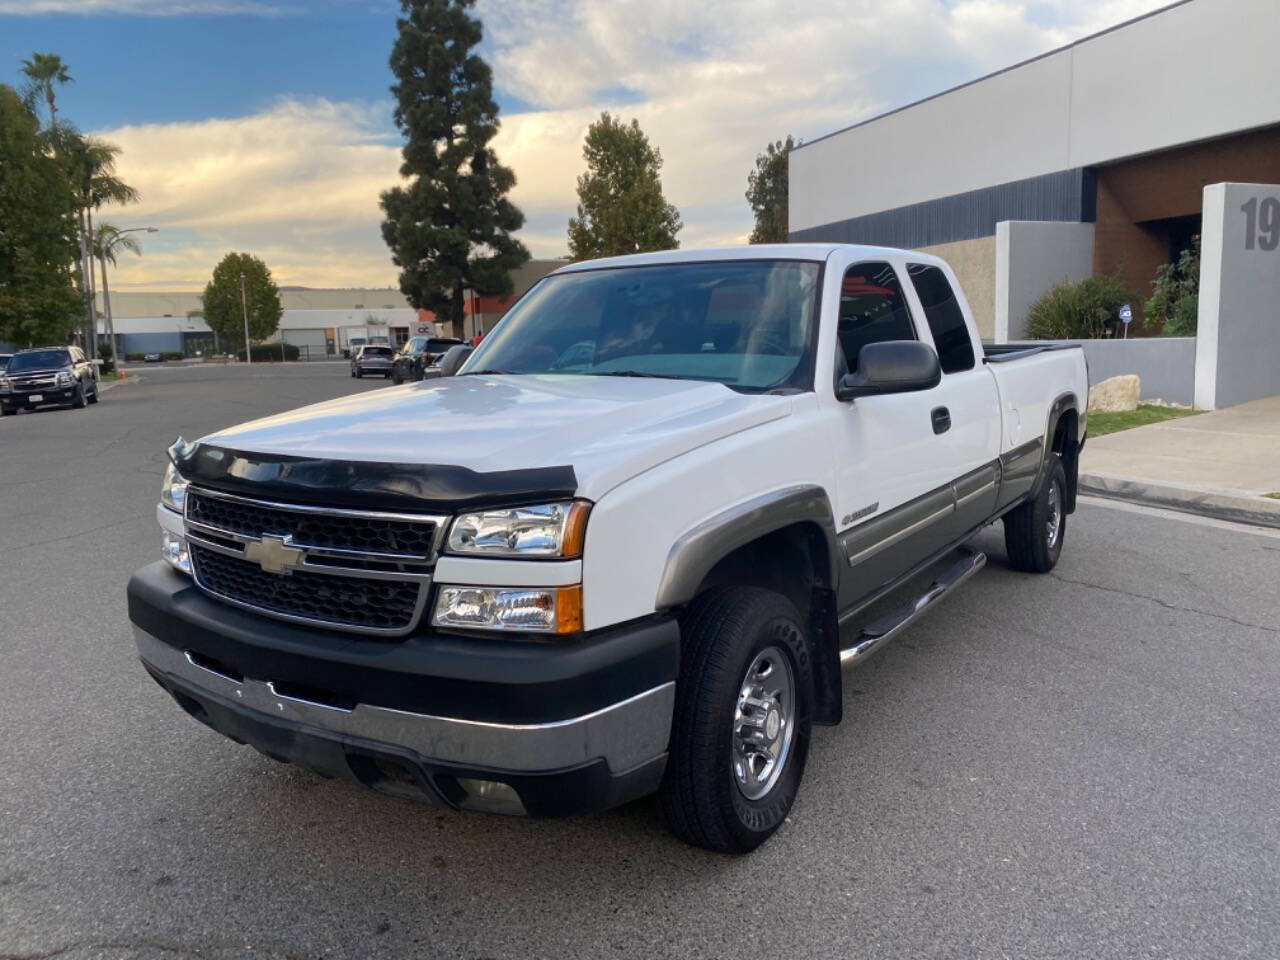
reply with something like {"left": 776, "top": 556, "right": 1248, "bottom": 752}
{"left": 830, "top": 260, "right": 962, "bottom": 610}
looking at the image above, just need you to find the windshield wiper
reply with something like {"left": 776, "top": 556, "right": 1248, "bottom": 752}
{"left": 464, "top": 368, "right": 522, "bottom": 376}
{"left": 586, "top": 370, "right": 671, "bottom": 379}
{"left": 588, "top": 371, "right": 731, "bottom": 383}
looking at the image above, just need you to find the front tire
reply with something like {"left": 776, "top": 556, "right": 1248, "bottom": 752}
{"left": 1003, "top": 457, "right": 1067, "bottom": 573}
{"left": 1, "top": 405, "right": 14, "bottom": 417}
{"left": 659, "top": 587, "right": 813, "bottom": 854}
{"left": 71, "top": 382, "right": 86, "bottom": 409}
{"left": 87, "top": 381, "right": 99, "bottom": 404}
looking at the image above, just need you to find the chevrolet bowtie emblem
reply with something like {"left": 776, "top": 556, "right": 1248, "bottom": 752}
{"left": 244, "top": 535, "right": 305, "bottom": 575}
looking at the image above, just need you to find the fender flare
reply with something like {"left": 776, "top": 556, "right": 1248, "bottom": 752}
{"left": 653, "top": 484, "right": 841, "bottom": 611}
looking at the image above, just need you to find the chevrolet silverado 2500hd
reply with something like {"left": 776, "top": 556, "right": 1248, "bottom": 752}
{"left": 127, "top": 244, "right": 1088, "bottom": 853}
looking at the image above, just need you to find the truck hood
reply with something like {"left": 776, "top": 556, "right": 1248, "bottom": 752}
{"left": 198, "top": 374, "right": 791, "bottom": 500}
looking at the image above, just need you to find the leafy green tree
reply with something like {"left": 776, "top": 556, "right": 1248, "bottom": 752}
{"left": 1143, "top": 237, "right": 1200, "bottom": 336}
{"left": 567, "top": 112, "right": 681, "bottom": 260}
{"left": 380, "top": 0, "right": 529, "bottom": 339}
{"left": 19, "top": 52, "right": 71, "bottom": 131}
{"left": 746, "top": 135, "right": 796, "bottom": 244}
{"left": 0, "top": 85, "right": 81, "bottom": 347}
{"left": 201, "top": 253, "right": 283, "bottom": 351}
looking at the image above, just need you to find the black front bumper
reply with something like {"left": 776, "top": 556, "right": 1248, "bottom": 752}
{"left": 128, "top": 562, "right": 680, "bottom": 817}
{"left": 2, "top": 388, "right": 76, "bottom": 408}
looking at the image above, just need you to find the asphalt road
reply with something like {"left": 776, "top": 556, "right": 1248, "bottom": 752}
{"left": 2, "top": 364, "right": 1278, "bottom": 959}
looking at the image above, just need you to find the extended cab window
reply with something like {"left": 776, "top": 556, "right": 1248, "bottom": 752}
{"left": 461, "top": 260, "right": 822, "bottom": 393}
{"left": 907, "top": 263, "right": 974, "bottom": 374}
{"left": 836, "top": 262, "right": 916, "bottom": 375}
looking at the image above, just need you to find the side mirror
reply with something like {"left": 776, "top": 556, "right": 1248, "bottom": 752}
{"left": 837, "top": 340, "right": 941, "bottom": 401}
{"left": 438, "top": 344, "right": 473, "bottom": 377}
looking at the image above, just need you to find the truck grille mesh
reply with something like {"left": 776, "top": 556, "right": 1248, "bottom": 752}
{"left": 186, "top": 489, "right": 438, "bottom": 559}
{"left": 190, "top": 544, "right": 422, "bottom": 633}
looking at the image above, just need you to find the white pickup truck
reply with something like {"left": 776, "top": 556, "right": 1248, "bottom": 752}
{"left": 128, "top": 244, "right": 1088, "bottom": 853}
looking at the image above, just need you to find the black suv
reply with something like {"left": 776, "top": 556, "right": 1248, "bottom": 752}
{"left": 1, "top": 346, "right": 100, "bottom": 415}
{"left": 391, "top": 336, "right": 464, "bottom": 384}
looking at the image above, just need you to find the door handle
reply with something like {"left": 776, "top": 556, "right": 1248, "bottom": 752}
{"left": 931, "top": 406, "right": 951, "bottom": 435}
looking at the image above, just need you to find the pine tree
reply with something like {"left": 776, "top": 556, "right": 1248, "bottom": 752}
{"left": 380, "top": 0, "right": 528, "bottom": 338}
{"left": 568, "top": 113, "right": 681, "bottom": 261}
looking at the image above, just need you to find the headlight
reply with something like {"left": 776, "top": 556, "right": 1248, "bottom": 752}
{"left": 161, "top": 530, "right": 191, "bottom": 575}
{"left": 447, "top": 502, "right": 589, "bottom": 558}
{"left": 432, "top": 584, "right": 582, "bottom": 634}
{"left": 161, "top": 461, "right": 188, "bottom": 513}
{"left": 0, "top": 378, "right": 10, "bottom": 393}
{"left": 56, "top": 368, "right": 74, "bottom": 386}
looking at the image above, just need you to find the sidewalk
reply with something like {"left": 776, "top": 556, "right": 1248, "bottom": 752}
{"left": 1080, "top": 395, "right": 1280, "bottom": 528}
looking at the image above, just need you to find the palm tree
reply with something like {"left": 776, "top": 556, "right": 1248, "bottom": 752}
{"left": 93, "top": 223, "right": 146, "bottom": 368}
{"left": 59, "top": 131, "right": 140, "bottom": 358}
{"left": 19, "top": 52, "right": 71, "bottom": 131}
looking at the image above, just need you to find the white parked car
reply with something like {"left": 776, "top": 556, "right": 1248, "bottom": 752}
{"left": 129, "top": 244, "right": 1088, "bottom": 852}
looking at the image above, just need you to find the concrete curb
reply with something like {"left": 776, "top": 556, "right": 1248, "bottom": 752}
{"left": 1080, "top": 472, "right": 1280, "bottom": 529}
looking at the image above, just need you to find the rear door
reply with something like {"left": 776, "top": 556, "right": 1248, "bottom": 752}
{"left": 902, "top": 262, "right": 1003, "bottom": 540}
{"left": 830, "top": 260, "right": 967, "bottom": 608}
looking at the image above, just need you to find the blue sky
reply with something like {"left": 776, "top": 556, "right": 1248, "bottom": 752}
{"left": 2, "top": 0, "right": 1170, "bottom": 289}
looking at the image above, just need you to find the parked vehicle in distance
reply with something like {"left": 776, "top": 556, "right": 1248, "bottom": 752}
{"left": 129, "top": 244, "right": 1087, "bottom": 853}
{"left": 144, "top": 353, "right": 162, "bottom": 363}
{"left": 391, "top": 336, "right": 465, "bottom": 384}
{"left": 343, "top": 336, "right": 366, "bottom": 360}
{"left": 350, "top": 344, "right": 395, "bottom": 379}
{"left": 1, "top": 346, "right": 100, "bottom": 415}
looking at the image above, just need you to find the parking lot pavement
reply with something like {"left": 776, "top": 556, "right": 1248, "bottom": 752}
{"left": 2, "top": 364, "right": 1279, "bottom": 960}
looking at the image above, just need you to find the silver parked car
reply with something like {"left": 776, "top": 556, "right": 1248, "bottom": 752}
{"left": 349, "top": 344, "right": 395, "bottom": 379}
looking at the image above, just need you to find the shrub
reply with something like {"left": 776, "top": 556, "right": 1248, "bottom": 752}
{"left": 1143, "top": 237, "right": 1199, "bottom": 336}
{"left": 1025, "top": 274, "right": 1137, "bottom": 340}
{"left": 237, "top": 343, "right": 300, "bottom": 362}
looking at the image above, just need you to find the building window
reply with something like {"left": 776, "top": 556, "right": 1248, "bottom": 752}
{"left": 907, "top": 264, "right": 974, "bottom": 374}
{"left": 836, "top": 261, "right": 916, "bottom": 376}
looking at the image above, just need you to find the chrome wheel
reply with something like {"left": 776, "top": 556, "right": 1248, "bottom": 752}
{"left": 1045, "top": 478, "right": 1062, "bottom": 550}
{"left": 732, "top": 646, "right": 796, "bottom": 801}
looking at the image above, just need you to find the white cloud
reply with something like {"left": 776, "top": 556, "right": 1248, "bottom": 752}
{"left": 95, "top": 98, "right": 405, "bottom": 289}
{"left": 92, "top": 0, "right": 1171, "bottom": 288}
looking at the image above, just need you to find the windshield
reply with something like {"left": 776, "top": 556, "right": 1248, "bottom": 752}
{"left": 427, "top": 339, "right": 460, "bottom": 353}
{"left": 8, "top": 350, "right": 70, "bottom": 373}
{"left": 460, "top": 260, "right": 822, "bottom": 392}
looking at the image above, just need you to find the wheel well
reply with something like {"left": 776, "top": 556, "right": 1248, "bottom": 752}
{"left": 1052, "top": 407, "right": 1080, "bottom": 512}
{"left": 691, "top": 523, "right": 843, "bottom": 725}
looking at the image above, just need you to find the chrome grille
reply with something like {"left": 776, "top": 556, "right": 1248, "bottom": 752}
{"left": 183, "top": 486, "right": 446, "bottom": 637}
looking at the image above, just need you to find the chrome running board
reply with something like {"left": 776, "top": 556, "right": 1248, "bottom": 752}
{"left": 840, "top": 548, "right": 987, "bottom": 667}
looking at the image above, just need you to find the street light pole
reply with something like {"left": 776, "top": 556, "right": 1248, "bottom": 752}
{"left": 240, "top": 272, "right": 251, "bottom": 365}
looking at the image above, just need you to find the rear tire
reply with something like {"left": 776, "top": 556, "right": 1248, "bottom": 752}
{"left": 659, "top": 586, "right": 813, "bottom": 854}
{"left": 1003, "top": 457, "right": 1067, "bottom": 573}
{"left": 355, "top": 369, "right": 363, "bottom": 379}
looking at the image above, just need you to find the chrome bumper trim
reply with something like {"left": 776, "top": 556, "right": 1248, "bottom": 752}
{"left": 135, "top": 626, "right": 675, "bottom": 774}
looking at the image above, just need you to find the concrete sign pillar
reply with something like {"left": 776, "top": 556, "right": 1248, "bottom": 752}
{"left": 1195, "top": 182, "right": 1280, "bottom": 410}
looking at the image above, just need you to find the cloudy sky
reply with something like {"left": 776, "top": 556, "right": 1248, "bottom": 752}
{"left": 2, "top": 0, "right": 1170, "bottom": 290}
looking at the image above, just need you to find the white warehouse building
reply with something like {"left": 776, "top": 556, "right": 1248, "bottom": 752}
{"left": 96, "top": 288, "right": 429, "bottom": 359}
{"left": 788, "top": 0, "right": 1280, "bottom": 341}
